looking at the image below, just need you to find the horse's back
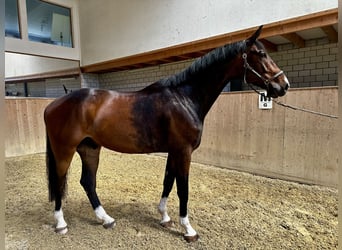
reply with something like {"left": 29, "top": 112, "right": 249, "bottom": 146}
{"left": 44, "top": 89, "right": 113, "bottom": 146}
{"left": 46, "top": 88, "right": 107, "bottom": 110}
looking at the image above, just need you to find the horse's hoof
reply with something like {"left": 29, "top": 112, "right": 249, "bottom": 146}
{"left": 55, "top": 226, "right": 68, "bottom": 234}
{"left": 160, "top": 220, "right": 174, "bottom": 228}
{"left": 184, "top": 234, "right": 199, "bottom": 243}
{"left": 103, "top": 220, "right": 116, "bottom": 229}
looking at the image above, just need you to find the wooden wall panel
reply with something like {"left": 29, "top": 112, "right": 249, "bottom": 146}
{"left": 5, "top": 88, "right": 338, "bottom": 187}
{"left": 5, "top": 98, "right": 54, "bottom": 157}
{"left": 281, "top": 88, "right": 338, "bottom": 186}
{"left": 193, "top": 87, "right": 338, "bottom": 187}
{"left": 194, "top": 92, "right": 286, "bottom": 175}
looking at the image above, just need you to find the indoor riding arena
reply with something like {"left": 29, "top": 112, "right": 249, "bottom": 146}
{"left": 4, "top": 1, "right": 338, "bottom": 249}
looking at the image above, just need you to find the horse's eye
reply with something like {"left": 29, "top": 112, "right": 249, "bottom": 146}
{"left": 259, "top": 50, "right": 267, "bottom": 57}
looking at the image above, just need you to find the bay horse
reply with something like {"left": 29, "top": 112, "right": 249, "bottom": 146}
{"left": 44, "top": 26, "right": 289, "bottom": 242}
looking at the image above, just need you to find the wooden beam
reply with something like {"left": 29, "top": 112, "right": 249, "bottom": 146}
{"left": 81, "top": 8, "right": 337, "bottom": 73}
{"left": 281, "top": 33, "right": 305, "bottom": 48}
{"left": 259, "top": 39, "right": 278, "bottom": 52}
{"left": 321, "top": 25, "right": 338, "bottom": 43}
{"left": 260, "top": 9, "right": 337, "bottom": 38}
{"left": 175, "top": 55, "right": 193, "bottom": 60}
{"left": 190, "top": 51, "right": 209, "bottom": 57}
{"left": 159, "top": 57, "right": 180, "bottom": 63}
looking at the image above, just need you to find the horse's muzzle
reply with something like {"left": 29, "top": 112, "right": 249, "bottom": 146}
{"left": 268, "top": 77, "right": 290, "bottom": 98}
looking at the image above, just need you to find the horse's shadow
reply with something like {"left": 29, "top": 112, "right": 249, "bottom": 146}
{"left": 78, "top": 201, "right": 183, "bottom": 238}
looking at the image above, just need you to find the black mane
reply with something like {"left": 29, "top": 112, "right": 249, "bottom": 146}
{"left": 158, "top": 40, "right": 247, "bottom": 87}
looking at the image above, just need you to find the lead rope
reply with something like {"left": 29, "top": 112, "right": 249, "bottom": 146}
{"left": 246, "top": 83, "right": 338, "bottom": 119}
{"left": 273, "top": 99, "right": 338, "bottom": 119}
{"left": 242, "top": 54, "right": 338, "bottom": 119}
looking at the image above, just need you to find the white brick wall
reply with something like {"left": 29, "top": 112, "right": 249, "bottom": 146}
{"left": 270, "top": 38, "right": 337, "bottom": 88}
{"left": 97, "top": 59, "right": 193, "bottom": 92}
{"left": 82, "top": 38, "right": 337, "bottom": 92}
{"left": 81, "top": 73, "right": 100, "bottom": 88}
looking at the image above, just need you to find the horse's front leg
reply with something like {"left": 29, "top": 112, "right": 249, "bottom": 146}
{"left": 160, "top": 151, "right": 199, "bottom": 242}
{"left": 176, "top": 174, "right": 199, "bottom": 242}
{"left": 158, "top": 197, "right": 172, "bottom": 227}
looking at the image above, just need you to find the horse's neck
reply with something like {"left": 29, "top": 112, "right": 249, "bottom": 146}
{"left": 182, "top": 61, "right": 239, "bottom": 120}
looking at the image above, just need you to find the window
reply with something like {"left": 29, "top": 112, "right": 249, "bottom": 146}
{"left": 5, "top": 0, "right": 21, "bottom": 38}
{"left": 26, "top": 0, "right": 73, "bottom": 47}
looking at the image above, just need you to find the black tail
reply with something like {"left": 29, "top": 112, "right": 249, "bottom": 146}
{"left": 46, "top": 134, "right": 66, "bottom": 202}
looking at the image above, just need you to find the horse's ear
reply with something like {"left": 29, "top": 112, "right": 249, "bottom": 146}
{"left": 246, "top": 25, "right": 263, "bottom": 46}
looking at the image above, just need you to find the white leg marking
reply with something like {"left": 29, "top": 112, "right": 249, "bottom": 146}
{"left": 94, "top": 205, "right": 115, "bottom": 226}
{"left": 158, "top": 197, "right": 171, "bottom": 223}
{"left": 54, "top": 209, "right": 68, "bottom": 234}
{"left": 180, "top": 215, "right": 197, "bottom": 237}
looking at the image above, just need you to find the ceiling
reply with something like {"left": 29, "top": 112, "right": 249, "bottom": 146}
{"left": 264, "top": 24, "right": 338, "bottom": 50}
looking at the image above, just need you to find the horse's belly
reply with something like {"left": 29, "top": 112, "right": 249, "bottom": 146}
{"left": 101, "top": 137, "right": 142, "bottom": 153}
{"left": 92, "top": 124, "right": 160, "bottom": 154}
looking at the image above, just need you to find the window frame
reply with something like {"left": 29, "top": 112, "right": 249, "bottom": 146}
{"left": 5, "top": 0, "right": 21, "bottom": 39}
{"left": 5, "top": 0, "right": 80, "bottom": 60}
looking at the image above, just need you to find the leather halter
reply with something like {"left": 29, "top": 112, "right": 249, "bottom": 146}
{"left": 242, "top": 53, "right": 284, "bottom": 87}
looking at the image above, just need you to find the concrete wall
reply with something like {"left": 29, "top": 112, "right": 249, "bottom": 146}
{"left": 5, "top": 53, "right": 79, "bottom": 78}
{"left": 5, "top": 87, "right": 338, "bottom": 187}
{"left": 78, "top": 0, "right": 336, "bottom": 66}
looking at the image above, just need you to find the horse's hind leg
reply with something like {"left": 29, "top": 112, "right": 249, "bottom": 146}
{"left": 77, "top": 138, "right": 115, "bottom": 229}
{"left": 52, "top": 161, "right": 73, "bottom": 234}
{"left": 46, "top": 135, "right": 74, "bottom": 234}
{"left": 158, "top": 155, "right": 175, "bottom": 227}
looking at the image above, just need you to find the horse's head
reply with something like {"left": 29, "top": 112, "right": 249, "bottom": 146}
{"left": 243, "top": 26, "right": 290, "bottom": 98}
